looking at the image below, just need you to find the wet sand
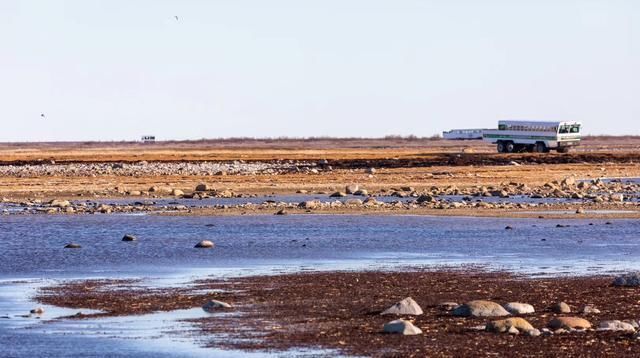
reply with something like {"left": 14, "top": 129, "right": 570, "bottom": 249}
{"left": 35, "top": 269, "right": 640, "bottom": 357}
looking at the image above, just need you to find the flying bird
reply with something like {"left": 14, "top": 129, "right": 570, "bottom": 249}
{"left": 174, "top": 15, "right": 179, "bottom": 21}
{"left": 40, "top": 113, "right": 45, "bottom": 118}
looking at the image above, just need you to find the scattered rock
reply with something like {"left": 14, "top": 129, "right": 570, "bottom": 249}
{"left": 437, "top": 302, "right": 459, "bottom": 312}
{"left": 613, "top": 273, "right": 640, "bottom": 287}
{"left": 171, "top": 189, "right": 184, "bottom": 196}
{"left": 30, "top": 307, "right": 45, "bottom": 315}
{"left": 551, "top": 302, "right": 571, "bottom": 313}
{"left": 382, "top": 319, "right": 423, "bottom": 335}
{"left": 597, "top": 320, "right": 636, "bottom": 332}
{"left": 194, "top": 240, "right": 215, "bottom": 248}
{"left": 330, "top": 191, "right": 347, "bottom": 198}
{"left": 195, "top": 183, "right": 210, "bottom": 192}
{"left": 580, "top": 305, "right": 601, "bottom": 314}
{"left": 452, "top": 300, "right": 510, "bottom": 317}
{"left": 547, "top": 317, "right": 591, "bottom": 330}
{"left": 366, "top": 168, "right": 376, "bottom": 175}
{"left": 345, "top": 185, "right": 359, "bottom": 194}
{"left": 380, "top": 297, "right": 424, "bottom": 316}
{"left": 527, "top": 328, "right": 541, "bottom": 337}
{"left": 202, "top": 300, "right": 232, "bottom": 312}
{"left": 486, "top": 317, "right": 534, "bottom": 333}
{"left": 122, "top": 234, "right": 137, "bottom": 242}
{"left": 576, "top": 207, "right": 585, "bottom": 214}
{"left": 50, "top": 199, "right": 70, "bottom": 208}
{"left": 503, "top": 302, "right": 535, "bottom": 315}
{"left": 275, "top": 209, "right": 287, "bottom": 215}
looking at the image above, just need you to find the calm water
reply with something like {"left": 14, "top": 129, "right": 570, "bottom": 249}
{"left": 2, "top": 214, "right": 639, "bottom": 357}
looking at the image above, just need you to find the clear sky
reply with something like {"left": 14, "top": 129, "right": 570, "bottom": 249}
{"left": 1, "top": 0, "right": 638, "bottom": 141}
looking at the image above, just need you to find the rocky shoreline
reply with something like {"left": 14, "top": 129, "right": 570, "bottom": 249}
{"left": 3, "top": 175, "right": 640, "bottom": 218}
{"left": 34, "top": 269, "right": 640, "bottom": 357}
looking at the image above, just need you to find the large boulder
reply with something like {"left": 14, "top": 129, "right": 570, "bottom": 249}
{"left": 547, "top": 317, "right": 591, "bottom": 330}
{"left": 330, "top": 191, "right": 347, "bottom": 198}
{"left": 171, "top": 189, "right": 184, "bottom": 196}
{"left": 486, "top": 317, "right": 534, "bottom": 333}
{"left": 452, "top": 300, "right": 510, "bottom": 317}
{"left": 597, "top": 320, "right": 636, "bottom": 332}
{"left": 382, "top": 319, "right": 422, "bottom": 335}
{"left": 503, "top": 302, "right": 535, "bottom": 315}
{"left": 380, "top": 297, "right": 424, "bottom": 316}
{"left": 613, "top": 273, "right": 640, "bottom": 287}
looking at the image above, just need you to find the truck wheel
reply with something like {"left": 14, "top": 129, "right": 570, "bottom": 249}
{"left": 558, "top": 147, "right": 570, "bottom": 153}
{"left": 497, "top": 141, "right": 505, "bottom": 153}
{"left": 505, "top": 141, "right": 515, "bottom": 153}
{"left": 534, "top": 142, "right": 546, "bottom": 153}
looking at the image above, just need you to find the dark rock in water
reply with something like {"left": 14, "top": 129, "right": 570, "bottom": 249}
{"left": 605, "top": 222, "right": 612, "bottom": 225}
{"left": 64, "top": 243, "right": 81, "bottom": 249}
{"left": 505, "top": 226, "right": 513, "bottom": 230}
{"left": 194, "top": 240, "right": 215, "bottom": 248}
{"left": 204, "top": 224, "right": 215, "bottom": 227}
{"left": 122, "top": 234, "right": 137, "bottom": 242}
{"left": 613, "top": 273, "right": 640, "bottom": 287}
{"left": 556, "top": 224, "right": 569, "bottom": 228}
{"left": 275, "top": 209, "right": 287, "bottom": 215}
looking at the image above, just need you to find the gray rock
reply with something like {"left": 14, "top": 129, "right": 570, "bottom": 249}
{"left": 597, "top": 320, "right": 636, "bottom": 332}
{"left": 613, "top": 273, "right": 640, "bottom": 287}
{"left": 380, "top": 297, "right": 424, "bottom": 316}
{"left": 30, "top": 307, "right": 45, "bottom": 314}
{"left": 345, "top": 185, "right": 359, "bottom": 194}
{"left": 382, "top": 319, "right": 422, "bottom": 335}
{"left": 194, "top": 240, "right": 215, "bottom": 248}
{"left": 503, "top": 302, "right": 535, "bottom": 315}
{"left": 452, "top": 300, "right": 510, "bottom": 317}
{"left": 122, "top": 234, "right": 137, "bottom": 242}
{"left": 64, "top": 243, "right": 81, "bottom": 249}
{"left": 195, "top": 183, "right": 210, "bottom": 192}
{"left": 580, "top": 305, "right": 601, "bottom": 314}
{"left": 202, "top": 300, "right": 232, "bottom": 312}
{"left": 551, "top": 302, "right": 571, "bottom": 313}
{"left": 329, "top": 191, "right": 347, "bottom": 198}
{"left": 438, "top": 302, "right": 459, "bottom": 311}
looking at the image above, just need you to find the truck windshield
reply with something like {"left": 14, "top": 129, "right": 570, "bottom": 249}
{"left": 570, "top": 125, "right": 580, "bottom": 133}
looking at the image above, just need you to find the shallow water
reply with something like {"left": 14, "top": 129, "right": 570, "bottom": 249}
{"left": 2, "top": 214, "right": 640, "bottom": 356}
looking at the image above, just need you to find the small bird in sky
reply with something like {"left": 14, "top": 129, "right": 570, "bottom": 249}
{"left": 174, "top": 15, "right": 179, "bottom": 21}
{"left": 40, "top": 113, "right": 45, "bottom": 118}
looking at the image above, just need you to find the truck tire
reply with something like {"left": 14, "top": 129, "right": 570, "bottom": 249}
{"left": 497, "top": 141, "right": 505, "bottom": 153}
{"left": 505, "top": 141, "right": 515, "bottom": 153}
{"left": 534, "top": 142, "right": 547, "bottom": 153}
{"left": 557, "top": 146, "right": 571, "bottom": 153}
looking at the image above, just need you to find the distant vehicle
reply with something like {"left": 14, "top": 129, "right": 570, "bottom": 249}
{"left": 482, "top": 120, "right": 581, "bottom": 153}
{"left": 141, "top": 135, "right": 156, "bottom": 143}
{"left": 442, "top": 129, "right": 485, "bottom": 140}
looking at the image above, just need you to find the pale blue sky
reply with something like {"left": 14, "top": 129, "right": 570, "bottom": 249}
{"left": 1, "top": 0, "right": 638, "bottom": 141}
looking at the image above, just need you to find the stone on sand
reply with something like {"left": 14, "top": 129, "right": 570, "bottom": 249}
{"left": 452, "top": 300, "right": 510, "bottom": 317}
{"left": 383, "top": 319, "right": 422, "bottom": 335}
{"left": 380, "top": 297, "right": 423, "bottom": 316}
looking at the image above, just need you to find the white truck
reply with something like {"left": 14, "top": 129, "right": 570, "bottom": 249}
{"left": 482, "top": 120, "right": 581, "bottom": 153}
